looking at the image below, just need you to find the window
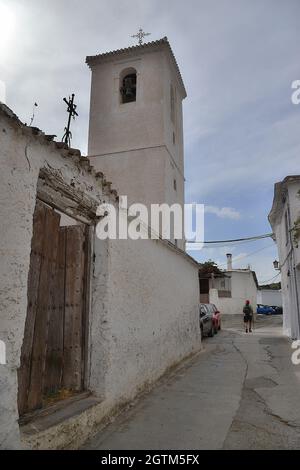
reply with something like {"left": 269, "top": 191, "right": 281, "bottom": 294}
{"left": 173, "top": 179, "right": 177, "bottom": 191}
{"left": 200, "top": 305, "right": 207, "bottom": 317}
{"left": 120, "top": 71, "right": 137, "bottom": 103}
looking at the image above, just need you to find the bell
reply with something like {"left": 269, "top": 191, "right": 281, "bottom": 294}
{"left": 121, "top": 74, "right": 136, "bottom": 101}
{"left": 125, "top": 87, "right": 134, "bottom": 97}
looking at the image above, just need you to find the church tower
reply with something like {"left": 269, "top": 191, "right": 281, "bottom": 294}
{"left": 86, "top": 37, "right": 186, "bottom": 245}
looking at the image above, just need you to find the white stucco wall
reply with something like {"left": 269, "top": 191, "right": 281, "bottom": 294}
{"left": 271, "top": 179, "right": 300, "bottom": 338}
{"left": 0, "top": 104, "right": 201, "bottom": 449}
{"left": 211, "top": 271, "right": 257, "bottom": 315}
{"left": 273, "top": 220, "right": 292, "bottom": 336}
{"left": 257, "top": 289, "right": 282, "bottom": 307}
{"left": 288, "top": 182, "right": 300, "bottom": 268}
{"left": 90, "top": 237, "right": 201, "bottom": 406}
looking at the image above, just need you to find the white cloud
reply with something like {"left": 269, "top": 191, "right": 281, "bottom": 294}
{"left": 205, "top": 205, "right": 241, "bottom": 220}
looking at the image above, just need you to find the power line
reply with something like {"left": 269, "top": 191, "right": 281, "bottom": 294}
{"left": 217, "top": 243, "right": 274, "bottom": 267}
{"left": 259, "top": 272, "right": 281, "bottom": 285}
{"left": 187, "top": 232, "right": 274, "bottom": 245}
{"left": 202, "top": 238, "right": 271, "bottom": 249}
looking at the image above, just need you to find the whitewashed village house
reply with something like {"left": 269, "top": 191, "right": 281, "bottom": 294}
{"left": 268, "top": 175, "right": 300, "bottom": 339}
{"left": 200, "top": 254, "right": 258, "bottom": 315}
{"left": 0, "top": 38, "right": 201, "bottom": 449}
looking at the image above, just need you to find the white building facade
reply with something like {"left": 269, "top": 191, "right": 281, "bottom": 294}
{"left": 269, "top": 176, "right": 300, "bottom": 339}
{"left": 206, "top": 254, "right": 258, "bottom": 315}
{"left": 257, "top": 289, "right": 282, "bottom": 307}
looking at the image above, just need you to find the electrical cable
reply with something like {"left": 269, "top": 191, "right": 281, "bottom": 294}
{"left": 258, "top": 272, "right": 281, "bottom": 285}
{"left": 187, "top": 232, "right": 273, "bottom": 244}
{"left": 217, "top": 243, "right": 275, "bottom": 267}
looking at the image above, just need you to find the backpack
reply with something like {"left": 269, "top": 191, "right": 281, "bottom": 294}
{"left": 243, "top": 305, "right": 251, "bottom": 315}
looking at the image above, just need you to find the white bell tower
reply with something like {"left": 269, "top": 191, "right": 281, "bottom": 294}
{"left": 86, "top": 37, "right": 186, "bottom": 246}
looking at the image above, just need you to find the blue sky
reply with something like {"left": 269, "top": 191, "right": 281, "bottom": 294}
{"left": 1, "top": 0, "right": 300, "bottom": 282}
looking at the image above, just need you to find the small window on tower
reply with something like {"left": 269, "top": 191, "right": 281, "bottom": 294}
{"left": 120, "top": 73, "right": 137, "bottom": 103}
{"left": 173, "top": 179, "right": 177, "bottom": 191}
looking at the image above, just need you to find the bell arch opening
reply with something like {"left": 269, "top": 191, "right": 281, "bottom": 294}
{"left": 120, "top": 67, "right": 137, "bottom": 104}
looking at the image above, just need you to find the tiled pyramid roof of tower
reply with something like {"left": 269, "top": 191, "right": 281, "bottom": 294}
{"left": 86, "top": 37, "right": 186, "bottom": 98}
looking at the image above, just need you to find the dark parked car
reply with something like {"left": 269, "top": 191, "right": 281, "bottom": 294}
{"left": 199, "top": 304, "right": 214, "bottom": 339}
{"left": 270, "top": 305, "right": 283, "bottom": 315}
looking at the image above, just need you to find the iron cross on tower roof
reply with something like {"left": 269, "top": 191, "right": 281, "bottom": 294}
{"left": 62, "top": 93, "right": 78, "bottom": 147}
{"left": 131, "top": 28, "right": 151, "bottom": 45}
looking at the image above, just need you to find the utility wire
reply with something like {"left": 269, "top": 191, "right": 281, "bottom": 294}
{"left": 202, "top": 238, "right": 272, "bottom": 249}
{"left": 259, "top": 272, "right": 281, "bottom": 285}
{"left": 217, "top": 243, "right": 274, "bottom": 267}
{"left": 187, "top": 232, "right": 273, "bottom": 244}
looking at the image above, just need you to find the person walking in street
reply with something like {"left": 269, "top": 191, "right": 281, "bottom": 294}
{"left": 243, "top": 300, "right": 253, "bottom": 333}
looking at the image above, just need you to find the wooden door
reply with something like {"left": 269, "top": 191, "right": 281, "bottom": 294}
{"left": 18, "top": 201, "right": 88, "bottom": 416}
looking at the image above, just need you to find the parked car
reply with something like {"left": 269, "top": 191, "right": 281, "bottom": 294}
{"left": 257, "top": 304, "right": 275, "bottom": 315}
{"left": 270, "top": 305, "right": 283, "bottom": 315}
{"left": 199, "top": 303, "right": 215, "bottom": 339}
{"left": 205, "top": 303, "right": 222, "bottom": 333}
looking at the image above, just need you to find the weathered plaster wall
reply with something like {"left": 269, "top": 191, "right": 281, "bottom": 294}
{"left": 0, "top": 106, "right": 112, "bottom": 449}
{"left": 89, "top": 238, "right": 201, "bottom": 405}
{"left": 0, "top": 104, "right": 201, "bottom": 449}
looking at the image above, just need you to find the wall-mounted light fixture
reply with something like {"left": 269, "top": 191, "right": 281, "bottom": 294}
{"left": 273, "top": 259, "right": 280, "bottom": 270}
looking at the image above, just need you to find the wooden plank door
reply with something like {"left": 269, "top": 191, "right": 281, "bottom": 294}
{"left": 43, "top": 227, "right": 66, "bottom": 396}
{"left": 62, "top": 225, "right": 86, "bottom": 391}
{"left": 18, "top": 202, "right": 88, "bottom": 416}
{"left": 18, "top": 202, "right": 60, "bottom": 414}
{"left": 17, "top": 201, "right": 47, "bottom": 415}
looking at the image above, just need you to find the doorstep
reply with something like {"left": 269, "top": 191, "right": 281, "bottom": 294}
{"left": 20, "top": 392, "right": 108, "bottom": 449}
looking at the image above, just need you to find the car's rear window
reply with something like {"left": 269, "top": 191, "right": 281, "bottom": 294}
{"left": 206, "top": 304, "right": 213, "bottom": 315}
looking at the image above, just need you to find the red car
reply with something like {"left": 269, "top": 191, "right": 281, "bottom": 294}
{"left": 205, "top": 303, "right": 221, "bottom": 333}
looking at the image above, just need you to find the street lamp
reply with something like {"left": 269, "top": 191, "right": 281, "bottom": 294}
{"left": 273, "top": 259, "right": 280, "bottom": 270}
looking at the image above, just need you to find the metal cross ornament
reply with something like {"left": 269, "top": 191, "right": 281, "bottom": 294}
{"left": 62, "top": 93, "right": 78, "bottom": 147}
{"left": 131, "top": 28, "right": 151, "bottom": 45}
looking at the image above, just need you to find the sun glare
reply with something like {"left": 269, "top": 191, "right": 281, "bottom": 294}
{"left": 0, "top": 2, "right": 16, "bottom": 59}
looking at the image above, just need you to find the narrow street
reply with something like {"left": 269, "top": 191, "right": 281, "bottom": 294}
{"left": 82, "top": 316, "right": 300, "bottom": 450}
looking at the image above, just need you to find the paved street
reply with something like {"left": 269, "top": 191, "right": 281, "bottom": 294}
{"left": 82, "top": 316, "right": 300, "bottom": 450}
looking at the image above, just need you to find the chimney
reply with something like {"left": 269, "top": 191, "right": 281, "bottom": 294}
{"left": 226, "top": 253, "right": 232, "bottom": 271}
